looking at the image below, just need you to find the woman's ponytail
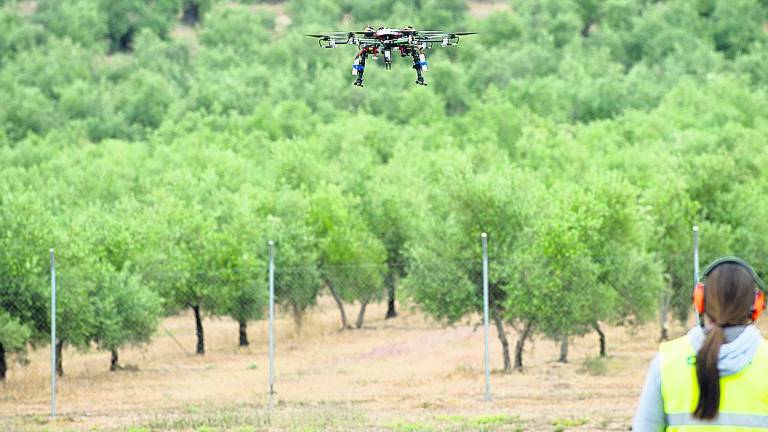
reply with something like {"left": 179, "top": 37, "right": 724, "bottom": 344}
{"left": 694, "top": 325, "right": 726, "bottom": 419}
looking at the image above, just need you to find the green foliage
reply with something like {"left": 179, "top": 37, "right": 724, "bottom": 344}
{"left": 711, "top": 0, "right": 768, "bottom": 56}
{"left": 0, "top": 81, "right": 57, "bottom": 140}
{"left": 214, "top": 189, "right": 269, "bottom": 324}
{"left": 516, "top": 0, "right": 584, "bottom": 48}
{"left": 0, "top": 310, "right": 31, "bottom": 353}
{"left": 115, "top": 69, "right": 177, "bottom": 130}
{"left": 0, "top": 192, "right": 52, "bottom": 342}
{"left": 404, "top": 150, "right": 545, "bottom": 324}
{"left": 100, "top": 0, "right": 181, "bottom": 51}
{"left": 35, "top": 0, "right": 109, "bottom": 49}
{"left": 91, "top": 265, "right": 163, "bottom": 352}
{"left": 310, "top": 184, "right": 387, "bottom": 304}
{"left": 0, "top": 4, "right": 47, "bottom": 61}
{"left": 200, "top": 3, "right": 273, "bottom": 50}
{"left": 266, "top": 189, "right": 322, "bottom": 326}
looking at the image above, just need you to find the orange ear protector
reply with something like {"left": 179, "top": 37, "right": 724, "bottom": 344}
{"left": 693, "top": 257, "right": 766, "bottom": 322}
{"left": 693, "top": 281, "right": 706, "bottom": 316}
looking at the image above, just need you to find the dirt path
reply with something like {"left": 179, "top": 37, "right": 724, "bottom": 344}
{"left": 468, "top": 0, "right": 513, "bottom": 19}
{"left": 1, "top": 297, "right": 707, "bottom": 431}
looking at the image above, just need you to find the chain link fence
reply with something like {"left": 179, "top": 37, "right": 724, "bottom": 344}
{"left": 0, "top": 236, "right": 707, "bottom": 418}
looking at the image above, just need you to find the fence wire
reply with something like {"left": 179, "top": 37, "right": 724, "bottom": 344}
{"left": 0, "top": 250, "right": 716, "bottom": 416}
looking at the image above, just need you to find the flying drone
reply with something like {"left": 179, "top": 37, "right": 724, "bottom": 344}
{"left": 307, "top": 26, "right": 476, "bottom": 87}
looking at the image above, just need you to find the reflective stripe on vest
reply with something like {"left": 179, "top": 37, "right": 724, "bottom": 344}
{"left": 659, "top": 335, "right": 768, "bottom": 431}
{"left": 667, "top": 413, "right": 768, "bottom": 428}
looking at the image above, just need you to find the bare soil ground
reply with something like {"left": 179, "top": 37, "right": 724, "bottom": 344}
{"left": 0, "top": 296, "right": 718, "bottom": 431}
{"left": 468, "top": 0, "right": 512, "bottom": 19}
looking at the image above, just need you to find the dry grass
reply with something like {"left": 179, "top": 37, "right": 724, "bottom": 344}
{"left": 16, "top": 1, "right": 38, "bottom": 16}
{"left": 1, "top": 296, "right": 736, "bottom": 431}
{"left": 222, "top": 1, "right": 293, "bottom": 33}
{"left": 171, "top": 24, "right": 201, "bottom": 55}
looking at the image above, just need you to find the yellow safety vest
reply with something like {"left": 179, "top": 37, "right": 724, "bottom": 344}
{"left": 659, "top": 335, "right": 768, "bottom": 431}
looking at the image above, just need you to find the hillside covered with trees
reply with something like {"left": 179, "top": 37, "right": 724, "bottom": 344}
{"left": 1, "top": 0, "right": 768, "bottom": 377}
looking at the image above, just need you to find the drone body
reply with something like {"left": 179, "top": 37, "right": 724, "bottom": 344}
{"left": 307, "top": 26, "right": 476, "bottom": 87}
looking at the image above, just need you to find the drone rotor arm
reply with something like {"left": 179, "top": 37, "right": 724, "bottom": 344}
{"left": 310, "top": 34, "right": 373, "bottom": 48}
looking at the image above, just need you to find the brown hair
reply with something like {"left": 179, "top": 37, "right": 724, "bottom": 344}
{"left": 694, "top": 263, "right": 756, "bottom": 419}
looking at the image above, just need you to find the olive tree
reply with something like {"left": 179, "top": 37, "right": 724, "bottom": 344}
{"left": 140, "top": 192, "right": 221, "bottom": 356}
{"left": 513, "top": 176, "right": 662, "bottom": 362}
{"left": 265, "top": 188, "right": 322, "bottom": 332}
{"left": 360, "top": 162, "right": 419, "bottom": 320}
{"left": 215, "top": 188, "right": 268, "bottom": 347}
{"left": 90, "top": 264, "right": 163, "bottom": 371}
{"left": 0, "top": 310, "right": 31, "bottom": 380}
{"left": 0, "top": 192, "right": 52, "bottom": 379}
{"left": 309, "top": 185, "right": 387, "bottom": 330}
{"left": 404, "top": 148, "right": 545, "bottom": 372}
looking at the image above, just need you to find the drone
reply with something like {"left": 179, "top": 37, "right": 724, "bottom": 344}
{"left": 307, "top": 26, "right": 476, "bottom": 87}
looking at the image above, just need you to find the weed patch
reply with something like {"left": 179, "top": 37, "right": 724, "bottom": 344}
{"left": 552, "top": 417, "right": 588, "bottom": 430}
{"left": 579, "top": 356, "right": 607, "bottom": 376}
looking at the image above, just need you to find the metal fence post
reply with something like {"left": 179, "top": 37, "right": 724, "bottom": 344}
{"left": 481, "top": 233, "right": 490, "bottom": 402}
{"left": 268, "top": 241, "right": 275, "bottom": 409}
{"left": 693, "top": 226, "right": 700, "bottom": 327}
{"left": 49, "top": 248, "right": 57, "bottom": 418}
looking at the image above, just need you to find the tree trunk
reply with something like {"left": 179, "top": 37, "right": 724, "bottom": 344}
{"left": 593, "top": 321, "right": 607, "bottom": 357}
{"left": 581, "top": 21, "right": 594, "bottom": 38}
{"left": 514, "top": 320, "right": 534, "bottom": 370}
{"left": 292, "top": 302, "right": 304, "bottom": 333}
{"left": 492, "top": 316, "right": 511, "bottom": 373}
{"left": 182, "top": 1, "right": 200, "bottom": 25}
{"left": 239, "top": 320, "right": 249, "bottom": 347}
{"left": 118, "top": 27, "right": 135, "bottom": 51}
{"left": 193, "top": 304, "right": 205, "bottom": 355}
{"left": 558, "top": 335, "right": 569, "bottom": 363}
{"left": 0, "top": 342, "right": 6, "bottom": 381}
{"left": 56, "top": 340, "right": 64, "bottom": 377}
{"left": 355, "top": 297, "right": 370, "bottom": 329}
{"left": 659, "top": 287, "right": 671, "bottom": 342}
{"left": 385, "top": 269, "right": 397, "bottom": 319}
{"left": 327, "top": 282, "right": 350, "bottom": 330}
{"left": 110, "top": 349, "right": 119, "bottom": 371}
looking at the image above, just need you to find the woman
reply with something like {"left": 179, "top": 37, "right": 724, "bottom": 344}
{"left": 633, "top": 257, "right": 768, "bottom": 431}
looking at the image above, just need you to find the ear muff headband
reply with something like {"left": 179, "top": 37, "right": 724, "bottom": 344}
{"left": 702, "top": 256, "right": 766, "bottom": 291}
{"left": 696, "top": 256, "right": 766, "bottom": 321}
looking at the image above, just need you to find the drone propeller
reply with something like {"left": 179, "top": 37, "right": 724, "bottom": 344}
{"left": 306, "top": 33, "right": 381, "bottom": 48}
{"left": 413, "top": 31, "right": 476, "bottom": 47}
{"left": 308, "top": 29, "right": 475, "bottom": 50}
{"left": 414, "top": 31, "right": 477, "bottom": 36}
{"left": 306, "top": 34, "right": 353, "bottom": 39}
{"left": 306, "top": 31, "right": 371, "bottom": 36}
{"left": 308, "top": 30, "right": 476, "bottom": 39}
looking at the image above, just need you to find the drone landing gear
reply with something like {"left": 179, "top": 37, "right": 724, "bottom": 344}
{"left": 384, "top": 49, "right": 392, "bottom": 70}
{"left": 352, "top": 51, "right": 367, "bottom": 87}
{"left": 411, "top": 51, "right": 427, "bottom": 86}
